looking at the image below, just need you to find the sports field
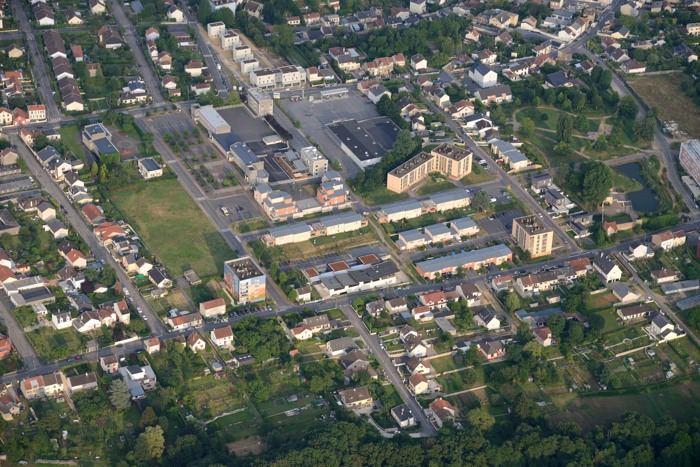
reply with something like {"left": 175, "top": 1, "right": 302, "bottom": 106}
{"left": 111, "top": 178, "right": 233, "bottom": 278}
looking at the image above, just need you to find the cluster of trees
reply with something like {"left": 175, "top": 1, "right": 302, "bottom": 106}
{"left": 258, "top": 413, "right": 700, "bottom": 466}
{"left": 376, "top": 95, "right": 409, "bottom": 130}
{"left": 487, "top": 326, "right": 560, "bottom": 387}
{"left": 232, "top": 316, "right": 293, "bottom": 362}
{"left": 316, "top": 15, "right": 470, "bottom": 63}
{"left": 564, "top": 161, "right": 613, "bottom": 209}
{"left": 350, "top": 130, "right": 421, "bottom": 196}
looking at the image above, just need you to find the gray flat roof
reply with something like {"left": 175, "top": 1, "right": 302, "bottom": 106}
{"left": 415, "top": 244, "right": 512, "bottom": 274}
{"left": 139, "top": 158, "right": 159, "bottom": 171}
{"left": 267, "top": 222, "right": 312, "bottom": 238}
{"left": 378, "top": 199, "right": 423, "bottom": 215}
{"left": 451, "top": 216, "right": 477, "bottom": 230}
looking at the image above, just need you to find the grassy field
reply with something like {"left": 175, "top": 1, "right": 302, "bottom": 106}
{"left": 551, "top": 378, "right": 700, "bottom": 430}
{"left": 110, "top": 178, "right": 233, "bottom": 278}
{"left": 60, "top": 125, "right": 89, "bottom": 164}
{"left": 460, "top": 162, "right": 497, "bottom": 185}
{"left": 629, "top": 72, "right": 700, "bottom": 138}
{"left": 278, "top": 227, "right": 379, "bottom": 262}
{"left": 27, "top": 327, "right": 85, "bottom": 362}
{"left": 417, "top": 178, "right": 455, "bottom": 196}
{"left": 361, "top": 187, "right": 408, "bottom": 206}
{"left": 611, "top": 170, "right": 643, "bottom": 192}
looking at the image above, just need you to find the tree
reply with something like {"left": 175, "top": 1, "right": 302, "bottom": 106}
{"left": 472, "top": 190, "right": 490, "bottom": 212}
{"left": 108, "top": 379, "right": 132, "bottom": 410}
{"left": 504, "top": 292, "right": 521, "bottom": 313}
{"left": 466, "top": 407, "right": 495, "bottom": 431}
{"left": 556, "top": 114, "right": 573, "bottom": 143}
{"left": 633, "top": 116, "right": 656, "bottom": 142}
{"left": 197, "top": 0, "right": 212, "bottom": 24}
{"left": 99, "top": 165, "right": 108, "bottom": 185}
{"left": 520, "top": 117, "right": 535, "bottom": 137}
{"left": 574, "top": 114, "right": 588, "bottom": 132}
{"left": 547, "top": 314, "right": 565, "bottom": 336}
{"left": 91, "top": 162, "right": 99, "bottom": 177}
{"left": 618, "top": 96, "right": 639, "bottom": 120}
{"left": 133, "top": 425, "right": 165, "bottom": 462}
{"left": 140, "top": 406, "right": 158, "bottom": 429}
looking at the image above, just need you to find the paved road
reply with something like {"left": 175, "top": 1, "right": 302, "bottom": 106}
{"left": 13, "top": 135, "right": 168, "bottom": 338}
{"left": 0, "top": 292, "right": 40, "bottom": 370}
{"left": 339, "top": 304, "right": 438, "bottom": 436}
{"left": 110, "top": 0, "right": 166, "bottom": 106}
{"left": 11, "top": 0, "right": 61, "bottom": 122}
{"left": 181, "top": 2, "right": 229, "bottom": 97}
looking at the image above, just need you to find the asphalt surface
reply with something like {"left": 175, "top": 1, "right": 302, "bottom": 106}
{"left": 182, "top": 4, "right": 229, "bottom": 98}
{"left": 110, "top": 0, "right": 166, "bottom": 106}
{"left": 11, "top": 0, "right": 61, "bottom": 122}
{"left": 0, "top": 290, "right": 40, "bottom": 370}
{"left": 13, "top": 135, "right": 168, "bottom": 338}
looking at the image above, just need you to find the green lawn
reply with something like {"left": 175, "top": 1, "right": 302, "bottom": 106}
{"left": 460, "top": 162, "right": 497, "bottom": 185}
{"left": 361, "top": 187, "right": 408, "bottom": 206}
{"left": 611, "top": 171, "right": 643, "bottom": 192}
{"left": 417, "top": 179, "right": 455, "bottom": 196}
{"left": 27, "top": 327, "right": 85, "bottom": 362}
{"left": 110, "top": 178, "right": 234, "bottom": 278}
{"left": 60, "top": 125, "right": 89, "bottom": 164}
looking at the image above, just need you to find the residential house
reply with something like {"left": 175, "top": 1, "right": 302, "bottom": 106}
{"left": 406, "top": 356, "right": 433, "bottom": 375}
{"left": 0, "top": 334, "right": 11, "bottom": 360}
{"left": 167, "top": 312, "right": 203, "bottom": 331}
{"left": 97, "top": 26, "right": 122, "bottom": 49}
{"left": 428, "top": 398, "right": 456, "bottom": 428}
{"left": 187, "top": 331, "right": 207, "bottom": 353}
{"left": 199, "top": 298, "right": 227, "bottom": 318}
{"left": 625, "top": 242, "right": 654, "bottom": 260}
{"left": 399, "top": 325, "right": 419, "bottom": 342}
{"left": 533, "top": 327, "right": 553, "bottom": 346}
{"left": 469, "top": 64, "right": 498, "bottom": 88}
{"left": 408, "top": 374, "right": 435, "bottom": 395}
{"left": 65, "top": 372, "right": 98, "bottom": 394}
{"left": 592, "top": 255, "right": 622, "bottom": 282}
{"left": 475, "top": 308, "right": 500, "bottom": 330}
{"left": 211, "top": 326, "right": 234, "bottom": 348}
{"left": 338, "top": 386, "right": 373, "bottom": 409}
{"left": 90, "top": 0, "right": 107, "bottom": 14}
{"left": 457, "top": 283, "right": 482, "bottom": 307}
{"left": 391, "top": 404, "right": 416, "bottom": 428}
{"left": 617, "top": 303, "right": 650, "bottom": 322}
{"left": 119, "top": 364, "right": 157, "bottom": 399}
{"left": 386, "top": 297, "right": 408, "bottom": 314}
{"left": 0, "top": 384, "right": 21, "bottom": 421}
{"left": 610, "top": 282, "right": 639, "bottom": 303}
{"left": 100, "top": 355, "right": 119, "bottom": 374}
{"left": 81, "top": 203, "right": 105, "bottom": 226}
{"left": 651, "top": 268, "right": 679, "bottom": 284}
{"left": 144, "top": 337, "right": 161, "bottom": 354}
{"left": 21, "top": 372, "right": 64, "bottom": 400}
{"left": 478, "top": 340, "right": 505, "bottom": 360}
{"left": 651, "top": 230, "right": 686, "bottom": 251}
{"left": 326, "top": 336, "right": 357, "bottom": 356}
{"left": 405, "top": 336, "right": 428, "bottom": 358}
{"left": 650, "top": 312, "right": 683, "bottom": 342}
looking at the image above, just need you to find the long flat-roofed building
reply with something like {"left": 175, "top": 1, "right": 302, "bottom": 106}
{"left": 386, "top": 144, "right": 473, "bottom": 193}
{"left": 192, "top": 105, "right": 231, "bottom": 135}
{"left": 326, "top": 117, "right": 400, "bottom": 169}
{"left": 415, "top": 244, "right": 512, "bottom": 279}
{"left": 680, "top": 139, "right": 700, "bottom": 186}
{"left": 512, "top": 215, "right": 553, "bottom": 258}
{"left": 223, "top": 257, "right": 266, "bottom": 303}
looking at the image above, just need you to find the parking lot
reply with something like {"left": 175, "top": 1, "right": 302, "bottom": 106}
{"left": 206, "top": 192, "right": 262, "bottom": 225}
{"left": 477, "top": 209, "right": 524, "bottom": 236}
{"left": 280, "top": 88, "right": 382, "bottom": 178}
{"left": 148, "top": 112, "right": 197, "bottom": 136}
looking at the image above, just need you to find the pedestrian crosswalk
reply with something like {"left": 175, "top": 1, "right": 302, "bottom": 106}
{"left": 195, "top": 196, "right": 205, "bottom": 201}
{"left": 276, "top": 305, "right": 292, "bottom": 313}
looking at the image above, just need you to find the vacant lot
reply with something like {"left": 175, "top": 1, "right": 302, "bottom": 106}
{"left": 111, "top": 178, "right": 233, "bottom": 278}
{"left": 551, "top": 378, "right": 700, "bottom": 430}
{"left": 630, "top": 73, "right": 700, "bottom": 138}
{"left": 27, "top": 327, "right": 84, "bottom": 362}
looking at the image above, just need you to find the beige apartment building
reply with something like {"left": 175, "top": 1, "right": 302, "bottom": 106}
{"left": 386, "top": 144, "right": 472, "bottom": 193}
{"left": 511, "top": 215, "right": 553, "bottom": 258}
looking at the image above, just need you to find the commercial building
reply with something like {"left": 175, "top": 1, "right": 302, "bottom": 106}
{"left": 192, "top": 105, "right": 231, "bottom": 135}
{"left": 511, "top": 215, "right": 553, "bottom": 258}
{"left": 415, "top": 244, "right": 513, "bottom": 279}
{"left": 680, "top": 140, "right": 700, "bottom": 187}
{"left": 314, "top": 261, "right": 400, "bottom": 297}
{"left": 386, "top": 144, "right": 473, "bottom": 193}
{"left": 326, "top": 117, "right": 400, "bottom": 169}
{"left": 375, "top": 199, "right": 424, "bottom": 223}
{"left": 263, "top": 212, "right": 366, "bottom": 246}
{"left": 224, "top": 257, "right": 266, "bottom": 303}
{"left": 247, "top": 89, "right": 273, "bottom": 117}
{"left": 81, "top": 123, "right": 119, "bottom": 158}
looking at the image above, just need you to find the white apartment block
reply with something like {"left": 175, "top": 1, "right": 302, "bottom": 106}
{"left": 680, "top": 139, "right": 700, "bottom": 186}
{"left": 221, "top": 30, "right": 241, "bottom": 50}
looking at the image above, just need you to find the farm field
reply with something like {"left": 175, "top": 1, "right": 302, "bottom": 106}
{"left": 110, "top": 178, "right": 233, "bottom": 278}
{"left": 629, "top": 72, "right": 700, "bottom": 138}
